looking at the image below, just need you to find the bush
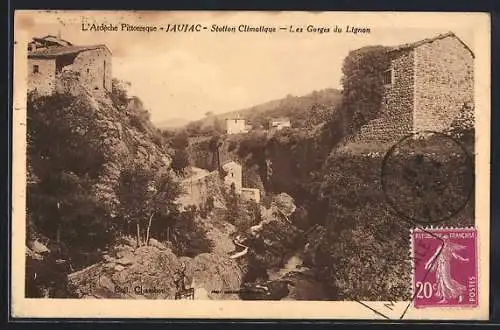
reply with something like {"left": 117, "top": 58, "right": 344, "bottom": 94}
{"left": 309, "top": 143, "right": 475, "bottom": 300}
{"left": 339, "top": 46, "right": 392, "bottom": 135}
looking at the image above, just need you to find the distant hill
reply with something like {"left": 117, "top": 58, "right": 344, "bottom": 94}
{"left": 155, "top": 117, "right": 191, "bottom": 129}
{"left": 186, "top": 88, "right": 342, "bottom": 134}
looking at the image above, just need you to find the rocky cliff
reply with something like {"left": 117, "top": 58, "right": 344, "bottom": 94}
{"left": 26, "top": 78, "right": 244, "bottom": 299}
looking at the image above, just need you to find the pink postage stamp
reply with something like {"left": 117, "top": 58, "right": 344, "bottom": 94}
{"left": 411, "top": 227, "right": 478, "bottom": 308}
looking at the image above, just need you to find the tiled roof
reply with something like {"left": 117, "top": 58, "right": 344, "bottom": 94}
{"left": 28, "top": 44, "right": 109, "bottom": 59}
{"left": 32, "top": 35, "right": 73, "bottom": 46}
{"left": 389, "top": 32, "right": 474, "bottom": 58}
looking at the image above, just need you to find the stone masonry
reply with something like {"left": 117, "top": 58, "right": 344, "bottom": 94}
{"left": 28, "top": 36, "right": 112, "bottom": 96}
{"left": 414, "top": 35, "right": 474, "bottom": 132}
{"left": 347, "top": 32, "right": 474, "bottom": 148}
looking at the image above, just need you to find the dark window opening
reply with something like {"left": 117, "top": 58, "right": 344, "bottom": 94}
{"left": 87, "top": 68, "right": 90, "bottom": 73}
{"left": 383, "top": 69, "right": 393, "bottom": 85}
{"left": 103, "top": 60, "right": 106, "bottom": 88}
{"left": 33, "top": 65, "right": 39, "bottom": 74}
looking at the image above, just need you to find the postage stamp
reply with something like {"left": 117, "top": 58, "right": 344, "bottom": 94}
{"left": 411, "top": 227, "right": 478, "bottom": 308}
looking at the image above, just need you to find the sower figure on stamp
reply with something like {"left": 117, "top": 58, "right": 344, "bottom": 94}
{"left": 424, "top": 235, "right": 469, "bottom": 304}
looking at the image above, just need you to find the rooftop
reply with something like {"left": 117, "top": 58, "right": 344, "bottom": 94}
{"left": 28, "top": 44, "right": 110, "bottom": 59}
{"left": 389, "top": 31, "right": 474, "bottom": 58}
{"left": 32, "top": 35, "right": 73, "bottom": 47}
{"left": 270, "top": 117, "right": 291, "bottom": 122}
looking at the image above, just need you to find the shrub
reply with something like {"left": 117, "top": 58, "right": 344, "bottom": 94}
{"left": 339, "top": 46, "right": 392, "bottom": 135}
{"left": 309, "top": 140, "right": 474, "bottom": 300}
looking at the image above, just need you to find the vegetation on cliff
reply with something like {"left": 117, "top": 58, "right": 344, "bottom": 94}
{"left": 26, "top": 80, "right": 214, "bottom": 297}
{"left": 178, "top": 88, "right": 341, "bottom": 136}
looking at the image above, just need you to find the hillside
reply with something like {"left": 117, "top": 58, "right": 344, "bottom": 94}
{"left": 25, "top": 76, "right": 331, "bottom": 301}
{"left": 25, "top": 76, "right": 237, "bottom": 298}
{"left": 183, "top": 88, "right": 342, "bottom": 135}
{"left": 156, "top": 117, "right": 191, "bottom": 130}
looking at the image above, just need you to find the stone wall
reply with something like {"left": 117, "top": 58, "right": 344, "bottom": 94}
{"left": 414, "top": 36, "right": 474, "bottom": 132}
{"left": 178, "top": 171, "right": 222, "bottom": 209}
{"left": 347, "top": 49, "right": 415, "bottom": 147}
{"left": 28, "top": 58, "right": 56, "bottom": 95}
{"left": 380, "top": 49, "right": 415, "bottom": 138}
{"left": 241, "top": 188, "right": 261, "bottom": 204}
{"left": 71, "top": 48, "right": 112, "bottom": 92}
{"left": 28, "top": 47, "right": 112, "bottom": 96}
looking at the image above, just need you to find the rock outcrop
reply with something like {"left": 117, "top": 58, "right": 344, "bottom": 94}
{"left": 68, "top": 214, "right": 244, "bottom": 300}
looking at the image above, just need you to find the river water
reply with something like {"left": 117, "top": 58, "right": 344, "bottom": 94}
{"left": 267, "top": 253, "right": 304, "bottom": 281}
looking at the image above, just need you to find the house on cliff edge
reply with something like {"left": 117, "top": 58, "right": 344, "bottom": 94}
{"left": 347, "top": 31, "right": 474, "bottom": 148}
{"left": 27, "top": 35, "right": 112, "bottom": 95}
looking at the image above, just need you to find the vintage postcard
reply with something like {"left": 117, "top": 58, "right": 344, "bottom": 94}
{"left": 11, "top": 10, "right": 490, "bottom": 320}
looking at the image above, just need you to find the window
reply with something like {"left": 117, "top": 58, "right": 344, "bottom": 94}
{"left": 33, "top": 65, "right": 39, "bottom": 74}
{"left": 86, "top": 68, "right": 90, "bottom": 73}
{"left": 383, "top": 69, "right": 393, "bottom": 85}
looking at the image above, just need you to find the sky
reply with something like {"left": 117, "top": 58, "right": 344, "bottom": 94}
{"left": 16, "top": 11, "right": 476, "bottom": 125}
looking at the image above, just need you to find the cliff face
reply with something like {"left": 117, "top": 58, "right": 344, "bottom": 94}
{"left": 26, "top": 79, "right": 245, "bottom": 299}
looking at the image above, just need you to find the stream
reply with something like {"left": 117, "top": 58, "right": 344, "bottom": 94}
{"left": 238, "top": 251, "right": 337, "bottom": 301}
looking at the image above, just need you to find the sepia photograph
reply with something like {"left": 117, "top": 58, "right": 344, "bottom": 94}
{"left": 11, "top": 10, "right": 490, "bottom": 319}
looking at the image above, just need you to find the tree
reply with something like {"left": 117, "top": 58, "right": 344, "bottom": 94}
{"left": 110, "top": 79, "right": 131, "bottom": 110}
{"left": 225, "top": 183, "right": 240, "bottom": 223}
{"left": 117, "top": 164, "right": 181, "bottom": 246}
{"left": 448, "top": 102, "right": 474, "bottom": 147}
{"left": 213, "top": 117, "right": 226, "bottom": 134}
{"left": 186, "top": 121, "right": 203, "bottom": 136}
{"left": 171, "top": 149, "right": 190, "bottom": 175}
{"left": 170, "top": 130, "right": 190, "bottom": 149}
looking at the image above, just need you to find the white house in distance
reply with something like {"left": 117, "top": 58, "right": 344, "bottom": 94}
{"left": 226, "top": 114, "right": 249, "bottom": 134}
{"left": 269, "top": 117, "right": 291, "bottom": 131}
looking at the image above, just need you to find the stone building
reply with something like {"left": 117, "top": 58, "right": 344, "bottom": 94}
{"left": 269, "top": 117, "right": 291, "bottom": 131}
{"left": 225, "top": 116, "right": 248, "bottom": 135}
{"left": 350, "top": 32, "right": 474, "bottom": 145}
{"left": 177, "top": 168, "right": 221, "bottom": 209}
{"left": 241, "top": 188, "right": 261, "bottom": 204}
{"left": 27, "top": 35, "right": 112, "bottom": 95}
{"left": 222, "top": 161, "right": 242, "bottom": 194}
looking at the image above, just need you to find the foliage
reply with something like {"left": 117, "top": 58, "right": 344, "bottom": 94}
{"left": 306, "top": 143, "right": 475, "bottom": 300}
{"left": 117, "top": 163, "right": 182, "bottom": 246}
{"left": 110, "top": 78, "right": 131, "bottom": 110}
{"left": 222, "top": 183, "right": 261, "bottom": 233}
{"left": 339, "top": 46, "right": 392, "bottom": 135}
{"left": 27, "top": 92, "right": 112, "bottom": 266}
{"left": 164, "top": 129, "right": 191, "bottom": 174}
{"left": 448, "top": 102, "right": 475, "bottom": 147}
{"left": 184, "top": 89, "right": 341, "bottom": 137}
{"left": 153, "top": 206, "right": 214, "bottom": 257}
{"left": 224, "top": 183, "right": 240, "bottom": 223}
{"left": 171, "top": 149, "right": 190, "bottom": 175}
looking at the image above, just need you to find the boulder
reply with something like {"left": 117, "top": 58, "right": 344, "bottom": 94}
{"left": 102, "top": 254, "right": 115, "bottom": 263}
{"left": 116, "top": 249, "right": 134, "bottom": 259}
{"left": 114, "top": 265, "right": 125, "bottom": 272}
{"left": 148, "top": 238, "right": 167, "bottom": 250}
{"left": 115, "top": 255, "right": 134, "bottom": 266}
